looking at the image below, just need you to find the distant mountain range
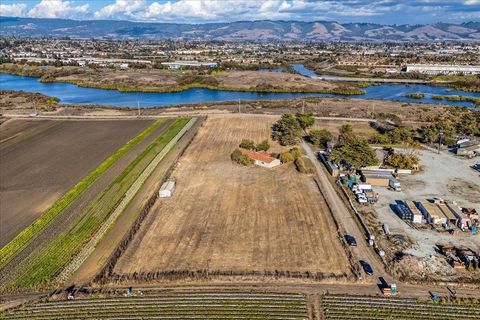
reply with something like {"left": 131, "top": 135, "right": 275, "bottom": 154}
{"left": 1, "top": 17, "right": 479, "bottom": 42}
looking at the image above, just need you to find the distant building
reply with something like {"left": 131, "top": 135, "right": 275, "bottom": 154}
{"left": 405, "top": 64, "right": 480, "bottom": 75}
{"left": 161, "top": 61, "right": 218, "bottom": 69}
{"left": 241, "top": 149, "right": 281, "bottom": 168}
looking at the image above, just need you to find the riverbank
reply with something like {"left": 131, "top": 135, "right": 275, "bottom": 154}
{"left": 0, "top": 64, "right": 363, "bottom": 95}
{"left": 1, "top": 89, "right": 465, "bottom": 124}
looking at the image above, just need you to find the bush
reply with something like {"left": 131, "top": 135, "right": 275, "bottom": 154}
{"left": 239, "top": 139, "right": 255, "bottom": 150}
{"left": 289, "top": 147, "right": 302, "bottom": 160}
{"left": 295, "top": 157, "right": 316, "bottom": 174}
{"left": 231, "top": 148, "right": 254, "bottom": 166}
{"left": 256, "top": 139, "right": 270, "bottom": 151}
{"left": 279, "top": 152, "right": 295, "bottom": 163}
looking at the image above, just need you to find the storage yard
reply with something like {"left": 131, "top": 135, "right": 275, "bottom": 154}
{"left": 368, "top": 148, "right": 480, "bottom": 281}
{"left": 114, "top": 114, "right": 351, "bottom": 279}
{"left": 0, "top": 119, "right": 152, "bottom": 246}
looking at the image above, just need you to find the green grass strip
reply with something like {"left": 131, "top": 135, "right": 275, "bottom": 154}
{"left": 13, "top": 118, "right": 190, "bottom": 288}
{"left": 0, "top": 119, "right": 164, "bottom": 269}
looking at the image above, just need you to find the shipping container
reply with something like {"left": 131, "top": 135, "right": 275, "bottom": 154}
{"left": 159, "top": 180, "right": 176, "bottom": 198}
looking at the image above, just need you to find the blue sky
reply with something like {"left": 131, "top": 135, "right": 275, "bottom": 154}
{"left": 0, "top": 0, "right": 479, "bottom": 24}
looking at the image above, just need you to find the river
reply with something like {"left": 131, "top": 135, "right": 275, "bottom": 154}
{"left": 0, "top": 70, "right": 478, "bottom": 108}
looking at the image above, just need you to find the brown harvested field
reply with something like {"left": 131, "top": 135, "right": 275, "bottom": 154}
{"left": 114, "top": 114, "right": 350, "bottom": 278}
{"left": 0, "top": 119, "right": 152, "bottom": 246}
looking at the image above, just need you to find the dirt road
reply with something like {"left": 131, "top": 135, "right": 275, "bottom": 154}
{"left": 302, "top": 142, "right": 391, "bottom": 284}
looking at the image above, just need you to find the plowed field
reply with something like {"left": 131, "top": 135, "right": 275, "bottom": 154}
{"left": 0, "top": 119, "right": 151, "bottom": 246}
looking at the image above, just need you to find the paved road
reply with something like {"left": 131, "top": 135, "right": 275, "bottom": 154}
{"left": 312, "top": 75, "right": 450, "bottom": 84}
{"left": 302, "top": 142, "right": 392, "bottom": 285}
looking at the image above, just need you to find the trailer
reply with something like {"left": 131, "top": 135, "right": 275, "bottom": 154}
{"left": 159, "top": 180, "right": 176, "bottom": 198}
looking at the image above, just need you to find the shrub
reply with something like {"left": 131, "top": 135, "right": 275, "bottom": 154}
{"left": 295, "top": 157, "right": 316, "bottom": 174}
{"left": 231, "top": 148, "right": 254, "bottom": 166}
{"left": 279, "top": 151, "right": 295, "bottom": 163}
{"left": 255, "top": 139, "right": 270, "bottom": 151}
{"left": 289, "top": 147, "right": 302, "bottom": 160}
{"left": 239, "top": 139, "right": 255, "bottom": 150}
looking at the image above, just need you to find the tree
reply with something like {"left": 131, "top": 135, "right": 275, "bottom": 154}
{"left": 422, "top": 120, "right": 456, "bottom": 146}
{"left": 338, "top": 124, "right": 356, "bottom": 145}
{"left": 329, "top": 136, "right": 378, "bottom": 168}
{"left": 456, "top": 112, "right": 479, "bottom": 136}
{"left": 239, "top": 139, "right": 255, "bottom": 150}
{"left": 309, "top": 129, "right": 332, "bottom": 147}
{"left": 388, "top": 127, "right": 413, "bottom": 144}
{"left": 384, "top": 152, "right": 419, "bottom": 169}
{"left": 368, "top": 132, "right": 391, "bottom": 144}
{"left": 295, "top": 112, "right": 315, "bottom": 131}
{"left": 255, "top": 139, "right": 270, "bottom": 151}
{"left": 272, "top": 113, "right": 302, "bottom": 146}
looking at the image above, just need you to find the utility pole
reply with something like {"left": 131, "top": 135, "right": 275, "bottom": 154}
{"left": 438, "top": 130, "right": 444, "bottom": 154}
{"left": 238, "top": 99, "right": 241, "bottom": 113}
{"left": 137, "top": 101, "right": 140, "bottom": 117}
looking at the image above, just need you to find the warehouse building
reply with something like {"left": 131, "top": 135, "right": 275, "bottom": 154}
{"left": 405, "top": 64, "right": 480, "bottom": 75}
{"left": 161, "top": 61, "right": 218, "bottom": 69}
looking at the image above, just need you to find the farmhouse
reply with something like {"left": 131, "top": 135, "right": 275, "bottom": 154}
{"left": 241, "top": 149, "right": 281, "bottom": 168}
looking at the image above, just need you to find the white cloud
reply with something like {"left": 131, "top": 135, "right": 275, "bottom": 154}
{"left": 28, "top": 0, "right": 89, "bottom": 19}
{"left": 94, "top": 0, "right": 146, "bottom": 19}
{"left": 0, "top": 3, "right": 27, "bottom": 17}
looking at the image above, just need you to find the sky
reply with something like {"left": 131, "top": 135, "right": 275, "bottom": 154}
{"left": 0, "top": 0, "right": 479, "bottom": 25}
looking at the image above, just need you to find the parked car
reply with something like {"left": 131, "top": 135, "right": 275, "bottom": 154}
{"left": 345, "top": 235, "right": 357, "bottom": 246}
{"left": 360, "top": 260, "right": 373, "bottom": 276}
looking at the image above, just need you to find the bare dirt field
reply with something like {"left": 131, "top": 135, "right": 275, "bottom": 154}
{"left": 0, "top": 119, "right": 152, "bottom": 246}
{"left": 114, "top": 114, "right": 351, "bottom": 279}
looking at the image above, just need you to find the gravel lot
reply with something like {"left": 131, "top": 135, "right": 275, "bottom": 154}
{"left": 372, "top": 147, "right": 480, "bottom": 258}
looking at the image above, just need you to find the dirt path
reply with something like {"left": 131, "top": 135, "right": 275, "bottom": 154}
{"left": 302, "top": 142, "right": 391, "bottom": 284}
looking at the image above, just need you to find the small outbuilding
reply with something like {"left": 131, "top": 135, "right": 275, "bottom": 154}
{"left": 159, "top": 180, "right": 176, "bottom": 198}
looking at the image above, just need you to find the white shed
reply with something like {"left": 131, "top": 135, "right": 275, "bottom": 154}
{"left": 159, "top": 180, "right": 176, "bottom": 198}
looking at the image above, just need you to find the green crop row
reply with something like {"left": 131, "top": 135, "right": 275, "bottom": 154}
{"left": 12, "top": 119, "right": 190, "bottom": 288}
{"left": 0, "top": 119, "right": 164, "bottom": 269}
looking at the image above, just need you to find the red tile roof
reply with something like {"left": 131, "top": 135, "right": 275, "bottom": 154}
{"left": 241, "top": 149, "right": 277, "bottom": 164}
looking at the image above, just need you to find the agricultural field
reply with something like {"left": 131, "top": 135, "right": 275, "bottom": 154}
{"left": 1, "top": 291, "right": 309, "bottom": 319}
{"left": 320, "top": 295, "right": 480, "bottom": 320}
{"left": 114, "top": 114, "right": 351, "bottom": 279}
{"left": 6, "top": 118, "right": 192, "bottom": 289}
{"left": 0, "top": 119, "right": 152, "bottom": 247}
